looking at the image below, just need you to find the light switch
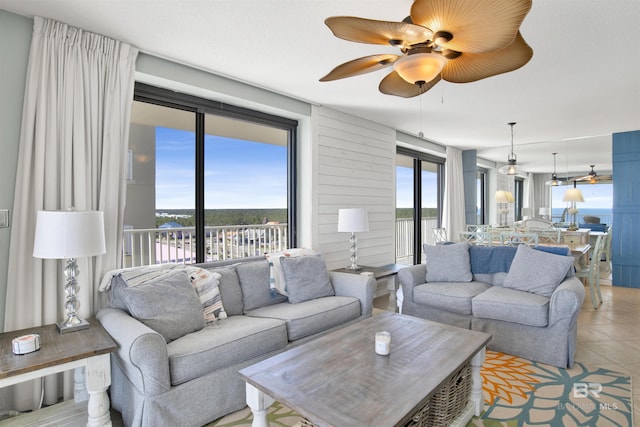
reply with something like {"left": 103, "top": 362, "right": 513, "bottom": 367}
{"left": 0, "top": 209, "right": 8, "bottom": 228}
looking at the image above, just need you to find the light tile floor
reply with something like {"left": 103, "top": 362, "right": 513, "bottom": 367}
{"left": 573, "top": 275, "right": 640, "bottom": 427}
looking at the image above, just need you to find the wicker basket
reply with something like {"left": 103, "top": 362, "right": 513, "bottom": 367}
{"left": 405, "top": 363, "right": 472, "bottom": 427}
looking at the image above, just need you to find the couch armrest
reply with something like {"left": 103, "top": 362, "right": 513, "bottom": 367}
{"left": 97, "top": 308, "right": 171, "bottom": 396}
{"left": 549, "top": 276, "right": 585, "bottom": 327}
{"left": 330, "top": 271, "right": 376, "bottom": 317}
{"left": 397, "top": 264, "right": 426, "bottom": 302}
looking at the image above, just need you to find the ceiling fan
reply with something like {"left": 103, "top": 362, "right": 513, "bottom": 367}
{"left": 320, "top": 0, "right": 534, "bottom": 97}
{"left": 576, "top": 165, "right": 613, "bottom": 184}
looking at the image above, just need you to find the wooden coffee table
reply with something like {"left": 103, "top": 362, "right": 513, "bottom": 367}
{"left": 239, "top": 312, "right": 491, "bottom": 427}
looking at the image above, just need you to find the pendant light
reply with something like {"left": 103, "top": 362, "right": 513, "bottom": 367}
{"left": 498, "top": 122, "right": 524, "bottom": 175}
{"left": 545, "top": 152, "right": 566, "bottom": 186}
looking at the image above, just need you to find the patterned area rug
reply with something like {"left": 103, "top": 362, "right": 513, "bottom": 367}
{"left": 209, "top": 351, "right": 632, "bottom": 427}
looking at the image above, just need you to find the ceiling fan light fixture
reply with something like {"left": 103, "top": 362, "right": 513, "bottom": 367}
{"left": 498, "top": 122, "right": 523, "bottom": 175}
{"left": 393, "top": 52, "right": 446, "bottom": 85}
{"left": 545, "top": 152, "right": 566, "bottom": 186}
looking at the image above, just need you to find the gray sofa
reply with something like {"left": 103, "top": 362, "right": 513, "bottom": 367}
{"left": 96, "top": 256, "right": 375, "bottom": 427}
{"left": 398, "top": 243, "right": 585, "bottom": 369}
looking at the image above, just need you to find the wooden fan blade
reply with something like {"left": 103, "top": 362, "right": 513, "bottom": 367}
{"left": 379, "top": 71, "right": 441, "bottom": 98}
{"left": 441, "top": 32, "right": 533, "bottom": 83}
{"left": 325, "top": 16, "right": 433, "bottom": 47}
{"left": 320, "top": 54, "right": 399, "bottom": 82}
{"left": 411, "top": 0, "right": 531, "bottom": 53}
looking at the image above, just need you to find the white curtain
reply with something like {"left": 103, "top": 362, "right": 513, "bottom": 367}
{"left": 442, "top": 147, "right": 466, "bottom": 241}
{"left": 5, "top": 16, "right": 137, "bottom": 410}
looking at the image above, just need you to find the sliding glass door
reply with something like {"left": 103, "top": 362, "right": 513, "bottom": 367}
{"left": 396, "top": 147, "right": 444, "bottom": 264}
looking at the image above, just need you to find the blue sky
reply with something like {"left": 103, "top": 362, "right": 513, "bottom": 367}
{"left": 156, "top": 126, "right": 612, "bottom": 212}
{"left": 156, "top": 127, "right": 287, "bottom": 209}
{"left": 396, "top": 167, "right": 439, "bottom": 208}
{"left": 551, "top": 183, "right": 613, "bottom": 210}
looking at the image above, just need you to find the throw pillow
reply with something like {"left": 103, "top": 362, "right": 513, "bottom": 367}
{"left": 236, "top": 260, "right": 288, "bottom": 311}
{"left": 280, "top": 254, "right": 335, "bottom": 303}
{"left": 265, "top": 248, "right": 318, "bottom": 296}
{"left": 119, "top": 270, "right": 205, "bottom": 343}
{"left": 186, "top": 267, "right": 226, "bottom": 323}
{"left": 503, "top": 244, "right": 575, "bottom": 297}
{"left": 424, "top": 242, "right": 472, "bottom": 282}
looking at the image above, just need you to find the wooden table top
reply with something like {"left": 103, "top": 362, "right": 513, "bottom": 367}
{"left": 0, "top": 318, "right": 116, "bottom": 380}
{"left": 332, "top": 264, "right": 407, "bottom": 279}
{"left": 240, "top": 312, "right": 491, "bottom": 427}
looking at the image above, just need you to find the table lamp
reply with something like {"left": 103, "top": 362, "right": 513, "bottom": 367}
{"left": 337, "top": 208, "right": 369, "bottom": 270}
{"left": 538, "top": 207, "right": 551, "bottom": 220}
{"left": 33, "top": 209, "right": 106, "bottom": 333}
{"left": 562, "top": 183, "right": 584, "bottom": 231}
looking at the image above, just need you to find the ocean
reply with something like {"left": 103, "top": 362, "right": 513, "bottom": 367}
{"left": 551, "top": 208, "right": 613, "bottom": 225}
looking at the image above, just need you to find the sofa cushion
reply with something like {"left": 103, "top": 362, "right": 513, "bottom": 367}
{"left": 209, "top": 266, "right": 244, "bottom": 316}
{"left": 265, "top": 248, "right": 317, "bottom": 296}
{"left": 503, "top": 245, "right": 574, "bottom": 297}
{"left": 236, "top": 260, "right": 287, "bottom": 312}
{"left": 118, "top": 270, "right": 206, "bottom": 343}
{"left": 413, "top": 281, "right": 491, "bottom": 315}
{"left": 424, "top": 242, "right": 472, "bottom": 282}
{"left": 166, "top": 315, "right": 288, "bottom": 386}
{"left": 280, "top": 254, "right": 335, "bottom": 303}
{"left": 472, "top": 286, "right": 550, "bottom": 327}
{"left": 246, "top": 296, "right": 360, "bottom": 341}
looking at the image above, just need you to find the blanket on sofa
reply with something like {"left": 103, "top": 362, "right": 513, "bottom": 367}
{"left": 470, "top": 245, "right": 572, "bottom": 274}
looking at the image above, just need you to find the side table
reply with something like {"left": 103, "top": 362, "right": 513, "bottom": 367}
{"left": 332, "top": 264, "right": 408, "bottom": 311}
{"left": 0, "top": 318, "right": 117, "bottom": 426}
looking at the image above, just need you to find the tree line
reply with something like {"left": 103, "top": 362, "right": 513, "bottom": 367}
{"left": 156, "top": 208, "right": 439, "bottom": 228}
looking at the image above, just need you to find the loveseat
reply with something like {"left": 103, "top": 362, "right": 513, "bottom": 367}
{"left": 96, "top": 254, "right": 375, "bottom": 427}
{"left": 398, "top": 242, "right": 585, "bottom": 368}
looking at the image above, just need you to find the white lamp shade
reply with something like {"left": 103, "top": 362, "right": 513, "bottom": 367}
{"left": 337, "top": 208, "right": 369, "bottom": 233}
{"left": 495, "top": 190, "right": 508, "bottom": 203}
{"left": 562, "top": 188, "right": 585, "bottom": 203}
{"left": 33, "top": 210, "right": 106, "bottom": 259}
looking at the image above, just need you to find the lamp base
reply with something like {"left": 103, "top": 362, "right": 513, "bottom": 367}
{"left": 57, "top": 318, "right": 90, "bottom": 334}
{"left": 346, "top": 265, "right": 363, "bottom": 271}
{"left": 567, "top": 224, "right": 579, "bottom": 231}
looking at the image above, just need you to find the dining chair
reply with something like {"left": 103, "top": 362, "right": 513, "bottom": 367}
{"left": 532, "top": 229, "right": 562, "bottom": 244}
{"left": 575, "top": 234, "right": 605, "bottom": 308}
{"left": 433, "top": 228, "right": 448, "bottom": 243}
{"left": 460, "top": 231, "right": 492, "bottom": 246}
{"left": 499, "top": 232, "right": 539, "bottom": 246}
{"left": 602, "top": 224, "right": 613, "bottom": 274}
{"left": 583, "top": 215, "right": 601, "bottom": 224}
{"left": 466, "top": 224, "right": 486, "bottom": 233}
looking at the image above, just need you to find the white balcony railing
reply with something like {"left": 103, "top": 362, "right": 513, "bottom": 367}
{"left": 122, "top": 218, "right": 438, "bottom": 268}
{"left": 395, "top": 217, "right": 439, "bottom": 262}
{"left": 122, "top": 224, "right": 288, "bottom": 268}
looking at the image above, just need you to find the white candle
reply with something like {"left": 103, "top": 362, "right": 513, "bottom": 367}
{"left": 375, "top": 331, "right": 391, "bottom": 355}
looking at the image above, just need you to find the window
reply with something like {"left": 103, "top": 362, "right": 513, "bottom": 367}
{"left": 396, "top": 147, "right": 444, "bottom": 264}
{"left": 514, "top": 178, "right": 524, "bottom": 221}
{"left": 124, "top": 83, "right": 297, "bottom": 266}
{"left": 551, "top": 182, "right": 613, "bottom": 225}
{"left": 476, "top": 170, "right": 487, "bottom": 224}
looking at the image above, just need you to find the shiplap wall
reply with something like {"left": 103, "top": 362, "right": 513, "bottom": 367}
{"left": 312, "top": 106, "right": 396, "bottom": 270}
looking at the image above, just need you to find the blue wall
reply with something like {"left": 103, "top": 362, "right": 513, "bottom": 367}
{"left": 612, "top": 130, "right": 640, "bottom": 288}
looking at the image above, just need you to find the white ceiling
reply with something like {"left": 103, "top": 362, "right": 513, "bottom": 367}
{"left": 2, "top": 0, "right": 639, "bottom": 175}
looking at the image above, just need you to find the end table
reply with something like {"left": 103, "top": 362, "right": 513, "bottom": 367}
{"left": 332, "top": 264, "right": 408, "bottom": 311}
{"left": 0, "top": 318, "right": 116, "bottom": 426}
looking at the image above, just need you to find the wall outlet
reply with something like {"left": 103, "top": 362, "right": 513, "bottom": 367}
{"left": 0, "top": 209, "right": 9, "bottom": 228}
